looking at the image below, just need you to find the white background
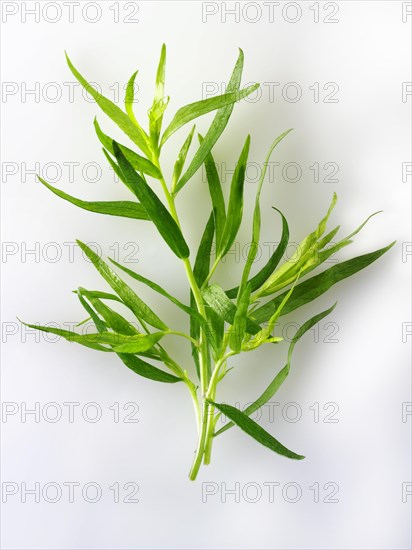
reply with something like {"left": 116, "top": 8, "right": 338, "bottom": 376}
{"left": 1, "top": 1, "right": 411, "bottom": 549}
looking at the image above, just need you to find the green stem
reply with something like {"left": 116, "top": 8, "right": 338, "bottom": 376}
{"left": 203, "top": 400, "right": 216, "bottom": 465}
{"left": 159, "top": 348, "right": 201, "bottom": 433}
{"left": 189, "top": 345, "right": 232, "bottom": 479}
{"left": 187, "top": 379, "right": 202, "bottom": 433}
{"left": 201, "top": 256, "right": 221, "bottom": 289}
{"left": 202, "top": 351, "right": 234, "bottom": 466}
{"left": 166, "top": 330, "right": 199, "bottom": 347}
{"left": 188, "top": 400, "right": 210, "bottom": 480}
{"left": 204, "top": 421, "right": 215, "bottom": 463}
{"left": 151, "top": 148, "right": 211, "bottom": 479}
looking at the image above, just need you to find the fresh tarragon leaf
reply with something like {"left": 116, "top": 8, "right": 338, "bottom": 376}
{"left": 77, "top": 240, "right": 168, "bottom": 330}
{"left": 218, "top": 135, "right": 250, "bottom": 257}
{"left": 75, "top": 293, "right": 180, "bottom": 383}
{"left": 202, "top": 283, "right": 261, "bottom": 335}
{"left": 113, "top": 142, "right": 190, "bottom": 259}
{"left": 226, "top": 207, "right": 289, "bottom": 298}
{"left": 252, "top": 242, "right": 395, "bottom": 323}
{"left": 175, "top": 49, "right": 258, "bottom": 193}
{"left": 108, "top": 258, "right": 217, "bottom": 351}
{"left": 161, "top": 84, "right": 259, "bottom": 146}
{"left": 65, "top": 52, "right": 151, "bottom": 157}
{"left": 172, "top": 125, "right": 196, "bottom": 191}
{"left": 94, "top": 118, "right": 161, "bottom": 179}
{"left": 209, "top": 400, "right": 304, "bottom": 460}
{"left": 38, "top": 177, "right": 150, "bottom": 221}
{"left": 199, "top": 134, "right": 226, "bottom": 250}
{"left": 215, "top": 303, "right": 337, "bottom": 436}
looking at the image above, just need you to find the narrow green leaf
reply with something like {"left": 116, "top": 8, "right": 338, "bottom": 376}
{"left": 264, "top": 273, "right": 300, "bottom": 332}
{"left": 228, "top": 283, "right": 251, "bottom": 352}
{"left": 300, "top": 239, "right": 352, "bottom": 279}
{"left": 94, "top": 119, "right": 161, "bottom": 179}
{"left": 161, "top": 84, "right": 259, "bottom": 146}
{"left": 202, "top": 283, "right": 261, "bottom": 335}
{"left": 299, "top": 212, "right": 383, "bottom": 280}
{"left": 117, "top": 353, "right": 181, "bottom": 383}
{"left": 149, "top": 98, "right": 169, "bottom": 143}
{"left": 176, "top": 49, "right": 254, "bottom": 193}
{"left": 125, "top": 70, "right": 138, "bottom": 121}
{"left": 65, "top": 53, "right": 151, "bottom": 157}
{"left": 252, "top": 242, "right": 395, "bottom": 323}
{"left": 199, "top": 134, "right": 226, "bottom": 249}
{"left": 111, "top": 332, "right": 165, "bottom": 353}
{"left": 76, "top": 240, "right": 168, "bottom": 330}
{"left": 214, "top": 366, "right": 289, "bottom": 437}
{"left": 76, "top": 292, "right": 107, "bottom": 333}
{"left": 206, "top": 307, "right": 225, "bottom": 359}
{"left": 75, "top": 290, "right": 162, "bottom": 362}
{"left": 76, "top": 316, "right": 92, "bottom": 327}
{"left": 216, "top": 303, "right": 337, "bottom": 436}
{"left": 226, "top": 207, "right": 289, "bottom": 298}
{"left": 288, "top": 303, "right": 337, "bottom": 357}
{"left": 193, "top": 213, "right": 215, "bottom": 287}
{"left": 19, "top": 321, "right": 110, "bottom": 352}
{"left": 38, "top": 177, "right": 150, "bottom": 221}
{"left": 78, "top": 288, "right": 138, "bottom": 336}
{"left": 73, "top": 331, "right": 159, "bottom": 349}
{"left": 154, "top": 44, "right": 167, "bottom": 104}
{"left": 76, "top": 294, "right": 170, "bottom": 381}
{"left": 259, "top": 193, "right": 338, "bottom": 295}
{"left": 308, "top": 212, "right": 382, "bottom": 274}
{"left": 313, "top": 192, "right": 338, "bottom": 240}
{"left": 102, "top": 148, "right": 131, "bottom": 189}
{"left": 108, "top": 258, "right": 216, "bottom": 349}
{"left": 191, "top": 213, "right": 215, "bottom": 375}
{"left": 113, "top": 142, "right": 190, "bottom": 259}
{"left": 78, "top": 290, "right": 122, "bottom": 303}
{"left": 148, "top": 44, "right": 168, "bottom": 142}
{"left": 219, "top": 135, "right": 250, "bottom": 257}
{"left": 242, "top": 276, "right": 299, "bottom": 352}
{"left": 209, "top": 400, "right": 304, "bottom": 460}
{"left": 44, "top": 329, "right": 160, "bottom": 350}
{"left": 344, "top": 211, "right": 383, "bottom": 241}
{"left": 317, "top": 225, "right": 340, "bottom": 250}
{"left": 238, "top": 129, "right": 293, "bottom": 294}
{"left": 292, "top": 214, "right": 382, "bottom": 291}
{"left": 172, "top": 125, "right": 196, "bottom": 191}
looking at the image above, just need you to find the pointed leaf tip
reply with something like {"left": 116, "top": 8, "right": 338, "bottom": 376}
{"left": 112, "top": 143, "right": 190, "bottom": 259}
{"left": 209, "top": 400, "right": 305, "bottom": 460}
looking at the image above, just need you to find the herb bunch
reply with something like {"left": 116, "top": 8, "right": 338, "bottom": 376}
{"left": 25, "top": 45, "right": 394, "bottom": 480}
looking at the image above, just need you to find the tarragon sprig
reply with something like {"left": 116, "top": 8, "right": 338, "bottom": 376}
{"left": 23, "top": 45, "right": 395, "bottom": 480}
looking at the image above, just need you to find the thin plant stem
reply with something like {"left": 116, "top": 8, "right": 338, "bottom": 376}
{"left": 202, "top": 351, "right": 234, "bottom": 467}
{"left": 201, "top": 256, "right": 221, "bottom": 289}
{"left": 166, "top": 330, "right": 199, "bottom": 347}
{"left": 151, "top": 149, "right": 212, "bottom": 479}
